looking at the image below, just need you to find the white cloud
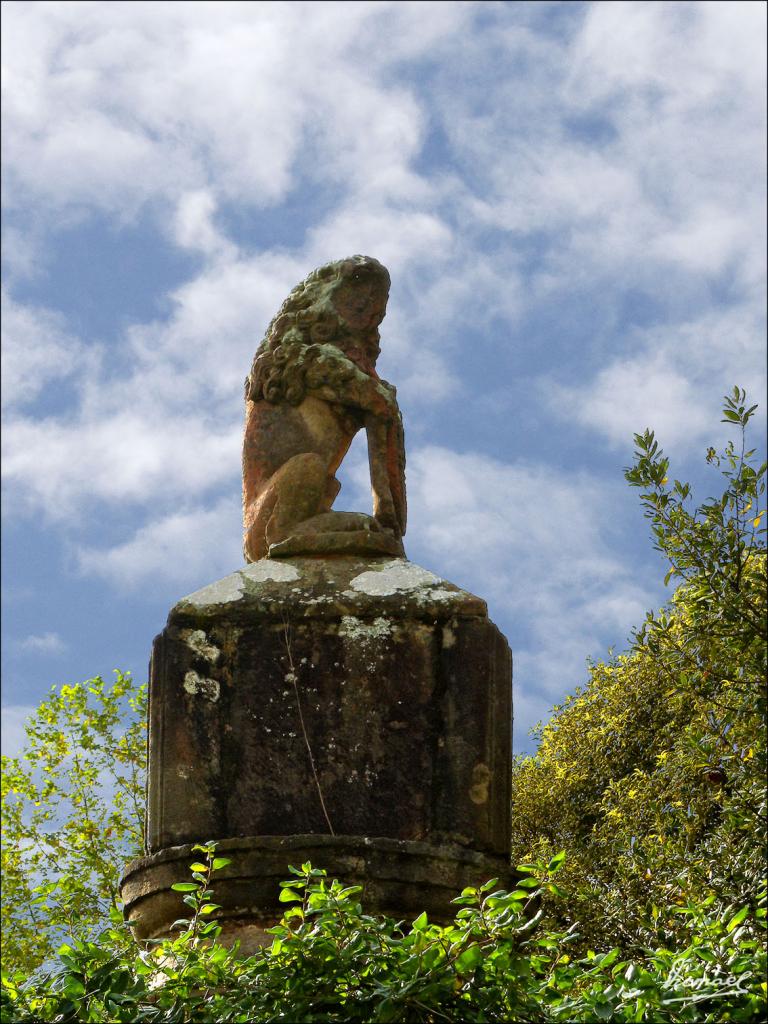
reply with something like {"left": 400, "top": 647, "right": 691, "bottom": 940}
{"left": 650, "top": 206, "right": 753, "bottom": 277}
{"left": 568, "top": 1, "right": 765, "bottom": 101}
{"left": 441, "top": 0, "right": 766, "bottom": 298}
{"left": 76, "top": 496, "right": 243, "bottom": 589}
{"left": 645, "top": 305, "right": 767, "bottom": 393}
{"left": 1, "top": 290, "right": 88, "bottom": 410}
{"left": 406, "top": 445, "right": 650, "bottom": 606}
{"left": 2, "top": 251, "right": 301, "bottom": 527}
{"left": 1, "top": 1, "right": 470, "bottom": 221}
{"left": 173, "top": 190, "right": 236, "bottom": 259}
{"left": 306, "top": 204, "right": 453, "bottom": 281}
{"left": 3, "top": 411, "right": 241, "bottom": 520}
{"left": 551, "top": 352, "right": 711, "bottom": 451}
{"left": 3, "top": 0, "right": 763, "bottom": 423}
{"left": 3, "top": 1, "right": 763, "bottom": 300}
{"left": 16, "top": 632, "right": 66, "bottom": 655}
{"left": 549, "top": 299, "right": 767, "bottom": 451}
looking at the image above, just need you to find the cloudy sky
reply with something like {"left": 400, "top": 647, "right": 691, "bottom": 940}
{"left": 2, "top": 0, "right": 766, "bottom": 758}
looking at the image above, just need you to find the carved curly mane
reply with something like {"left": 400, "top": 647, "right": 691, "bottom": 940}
{"left": 245, "top": 256, "right": 390, "bottom": 406}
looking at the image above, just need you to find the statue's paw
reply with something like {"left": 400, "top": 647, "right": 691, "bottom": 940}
{"left": 291, "top": 511, "right": 382, "bottom": 536}
{"left": 373, "top": 503, "right": 398, "bottom": 534}
{"left": 266, "top": 510, "right": 406, "bottom": 558}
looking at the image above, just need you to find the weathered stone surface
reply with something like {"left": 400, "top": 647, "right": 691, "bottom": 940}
{"left": 122, "top": 554, "right": 513, "bottom": 936}
{"left": 122, "top": 835, "right": 513, "bottom": 945}
{"left": 145, "top": 556, "right": 511, "bottom": 856}
{"left": 172, "top": 555, "right": 487, "bottom": 623}
{"left": 242, "top": 256, "right": 407, "bottom": 562}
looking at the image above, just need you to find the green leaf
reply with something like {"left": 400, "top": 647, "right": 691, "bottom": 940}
{"left": 694, "top": 947, "right": 718, "bottom": 963}
{"left": 62, "top": 977, "right": 86, "bottom": 999}
{"left": 592, "top": 1002, "right": 614, "bottom": 1019}
{"left": 547, "top": 850, "right": 566, "bottom": 873}
{"left": 597, "top": 948, "right": 620, "bottom": 968}
{"left": 171, "top": 882, "right": 199, "bottom": 892}
{"left": 188, "top": 862, "right": 208, "bottom": 873}
{"left": 278, "top": 888, "right": 302, "bottom": 903}
{"left": 212, "top": 857, "right": 232, "bottom": 870}
{"left": 456, "top": 943, "right": 483, "bottom": 972}
{"left": 727, "top": 906, "right": 749, "bottom": 931}
{"left": 412, "top": 911, "right": 428, "bottom": 931}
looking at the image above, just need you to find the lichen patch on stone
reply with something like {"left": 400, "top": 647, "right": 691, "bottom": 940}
{"left": 243, "top": 560, "right": 300, "bottom": 584}
{"left": 339, "top": 615, "right": 392, "bottom": 643}
{"left": 183, "top": 670, "right": 220, "bottom": 702}
{"left": 182, "top": 573, "right": 246, "bottom": 607}
{"left": 349, "top": 560, "right": 444, "bottom": 597}
{"left": 180, "top": 629, "right": 220, "bottom": 663}
{"left": 469, "top": 763, "right": 491, "bottom": 805}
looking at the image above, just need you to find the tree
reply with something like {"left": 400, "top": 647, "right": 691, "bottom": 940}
{"left": 510, "top": 387, "right": 766, "bottom": 951}
{"left": 1, "top": 672, "right": 147, "bottom": 976}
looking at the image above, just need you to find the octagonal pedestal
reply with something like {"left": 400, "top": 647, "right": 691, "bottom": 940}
{"left": 121, "top": 555, "right": 513, "bottom": 943}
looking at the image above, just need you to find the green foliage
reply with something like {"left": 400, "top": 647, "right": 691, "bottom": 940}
{"left": 2, "top": 853, "right": 764, "bottom": 1023}
{"left": 1, "top": 672, "right": 147, "bottom": 976}
{"left": 510, "top": 388, "right": 766, "bottom": 952}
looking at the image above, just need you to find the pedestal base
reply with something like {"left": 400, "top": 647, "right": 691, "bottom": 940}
{"left": 123, "top": 555, "right": 513, "bottom": 942}
{"left": 121, "top": 834, "right": 512, "bottom": 951}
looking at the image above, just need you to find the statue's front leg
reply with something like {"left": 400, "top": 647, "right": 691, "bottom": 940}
{"left": 365, "top": 414, "right": 399, "bottom": 534}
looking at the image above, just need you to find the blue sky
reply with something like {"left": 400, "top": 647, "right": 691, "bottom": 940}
{"left": 2, "top": 0, "right": 766, "bottom": 758}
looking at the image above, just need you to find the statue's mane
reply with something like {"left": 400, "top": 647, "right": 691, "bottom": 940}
{"left": 246, "top": 256, "right": 388, "bottom": 405}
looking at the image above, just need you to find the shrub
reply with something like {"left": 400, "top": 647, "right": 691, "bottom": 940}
{"left": 510, "top": 388, "right": 766, "bottom": 953}
{"left": 1, "top": 672, "right": 147, "bottom": 976}
{"left": 3, "top": 850, "right": 765, "bottom": 1023}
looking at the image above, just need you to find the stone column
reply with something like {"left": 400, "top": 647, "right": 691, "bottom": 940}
{"left": 121, "top": 555, "right": 512, "bottom": 950}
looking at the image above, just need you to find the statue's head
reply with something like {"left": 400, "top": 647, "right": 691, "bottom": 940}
{"left": 247, "top": 256, "right": 391, "bottom": 403}
{"left": 328, "top": 256, "right": 390, "bottom": 334}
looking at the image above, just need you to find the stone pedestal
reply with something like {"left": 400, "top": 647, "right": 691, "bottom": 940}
{"left": 121, "top": 556, "right": 512, "bottom": 943}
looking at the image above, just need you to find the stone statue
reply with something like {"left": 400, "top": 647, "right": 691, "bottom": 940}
{"left": 123, "top": 255, "right": 513, "bottom": 949}
{"left": 243, "top": 256, "right": 407, "bottom": 560}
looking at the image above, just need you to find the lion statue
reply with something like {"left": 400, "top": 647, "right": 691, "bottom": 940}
{"left": 242, "top": 255, "right": 407, "bottom": 561}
